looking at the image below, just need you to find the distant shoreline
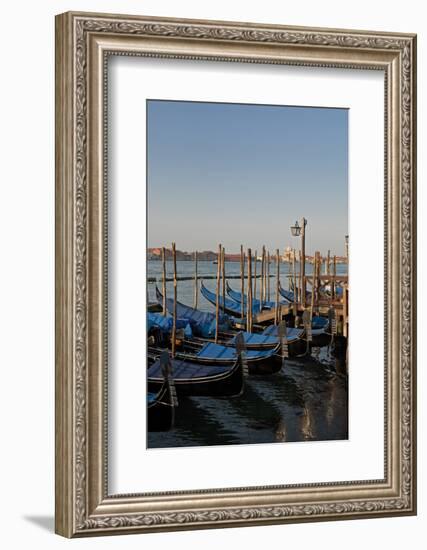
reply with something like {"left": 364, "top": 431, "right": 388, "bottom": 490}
{"left": 148, "top": 248, "right": 346, "bottom": 258}
{"left": 147, "top": 254, "right": 348, "bottom": 264}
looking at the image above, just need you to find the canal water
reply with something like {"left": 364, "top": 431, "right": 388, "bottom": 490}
{"left": 147, "top": 260, "right": 348, "bottom": 449}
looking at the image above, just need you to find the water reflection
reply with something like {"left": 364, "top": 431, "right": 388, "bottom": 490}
{"left": 148, "top": 351, "right": 348, "bottom": 449}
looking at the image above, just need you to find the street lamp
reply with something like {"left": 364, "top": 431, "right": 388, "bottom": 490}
{"left": 290, "top": 221, "right": 301, "bottom": 237}
{"left": 290, "top": 217, "right": 307, "bottom": 306}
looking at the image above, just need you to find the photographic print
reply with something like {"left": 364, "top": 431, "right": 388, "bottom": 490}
{"left": 146, "top": 100, "right": 349, "bottom": 448}
{"left": 56, "top": 12, "right": 416, "bottom": 536}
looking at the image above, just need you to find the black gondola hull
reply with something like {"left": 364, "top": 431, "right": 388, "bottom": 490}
{"left": 148, "top": 357, "right": 244, "bottom": 398}
{"left": 147, "top": 382, "right": 175, "bottom": 432}
{"left": 174, "top": 349, "right": 281, "bottom": 375}
{"left": 188, "top": 333, "right": 303, "bottom": 358}
{"left": 190, "top": 333, "right": 279, "bottom": 351}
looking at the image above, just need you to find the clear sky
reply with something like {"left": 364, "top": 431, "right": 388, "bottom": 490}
{"left": 147, "top": 100, "right": 348, "bottom": 256}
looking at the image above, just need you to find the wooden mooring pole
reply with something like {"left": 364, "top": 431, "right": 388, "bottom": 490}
{"left": 267, "top": 250, "right": 271, "bottom": 302}
{"left": 162, "top": 246, "right": 167, "bottom": 316}
{"left": 301, "top": 218, "right": 307, "bottom": 308}
{"left": 310, "top": 252, "right": 316, "bottom": 319}
{"left": 343, "top": 283, "right": 349, "bottom": 338}
{"left": 221, "top": 246, "right": 226, "bottom": 312}
{"left": 260, "top": 245, "right": 265, "bottom": 311}
{"left": 247, "top": 248, "right": 253, "bottom": 332}
{"left": 313, "top": 250, "right": 322, "bottom": 310}
{"left": 262, "top": 246, "right": 267, "bottom": 307}
{"left": 253, "top": 250, "right": 257, "bottom": 303}
{"left": 275, "top": 249, "right": 280, "bottom": 325}
{"left": 215, "top": 244, "right": 222, "bottom": 343}
{"left": 292, "top": 250, "right": 297, "bottom": 318}
{"left": 332, "top": 255, "right": 337, "bottom": 300}
{"left": 171, "top": 242, "right": 177, "bottom": 358}
{"left": 240, "top": 245, "right": 245, "bottom": 322}
{"left": 193, "top": 250, "right": 198, "bottom": 309}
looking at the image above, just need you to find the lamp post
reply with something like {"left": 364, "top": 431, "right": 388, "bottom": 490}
{"left": 290, "top": 218, "right": 307, "bottom": 307}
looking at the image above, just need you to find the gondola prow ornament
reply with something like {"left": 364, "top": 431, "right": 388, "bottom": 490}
{"left": 160, "top": 351, "right": 178, "bottom": 407}
{"left": 235, "top": 332, "right": 249, "bottom": 378}
{"left": 328, "top": 306, "right": 337, "bottom": 349}
{"left": 278, "top": 320, "right": 288, "bottom": 369}
{"left": 302, "top": 309, "right": 312, "bottom": 356}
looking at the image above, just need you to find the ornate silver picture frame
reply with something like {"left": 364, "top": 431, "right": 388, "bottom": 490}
{"left": 55, "top": 11, "right": 416, "bottom": 537}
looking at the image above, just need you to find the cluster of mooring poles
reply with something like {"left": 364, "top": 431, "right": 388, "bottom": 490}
{"left": 157, "top": 234, "right": 349, "bottom": 358}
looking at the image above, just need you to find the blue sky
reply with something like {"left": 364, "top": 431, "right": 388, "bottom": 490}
{"left": 147, "top": 100, "right": 348, "bottom": 256}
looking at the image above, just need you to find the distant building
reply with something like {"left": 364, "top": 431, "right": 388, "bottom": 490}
{"left": 148, "top": 248, "right": 216, "bottom": 261}
{"left": 224, "top": 254, "right": 240, "bottom": 262}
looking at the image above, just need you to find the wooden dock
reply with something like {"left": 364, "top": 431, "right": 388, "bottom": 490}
{"left": 250, "top": 298, "right": 345, "bottom": 325}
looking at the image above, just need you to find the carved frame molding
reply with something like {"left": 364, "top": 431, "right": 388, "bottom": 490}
{"left": 55, "top": 12, "right": 416, "bottom": 537}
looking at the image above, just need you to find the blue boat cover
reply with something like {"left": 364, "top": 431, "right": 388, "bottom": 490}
{"left": 311, "top": 315, "right": 329, "bottom": 335}
{"left": 200, "top": 282, "right": 246, "bottom": 316}
{"left": 196, "top": 341, "right": 275, "bottom": 361}
{"left": 261, "top": 317, "right": 327, "bottom": 337}
{"left": 155, "top": 287, "right": 230, "bottom": 338}
{"left": 200, "top": 282, "right": 265, "bottom": 316}
{"left": 278, "top": 286, "right": 295, "bottom": 302}
{"left": 312, "top": 316, "right": 328, "bottom": 330}
{"left": 226, "top": 283, "right": 286, "bottom": 310}
{"left": 147, "top": 312, "right": 192, "bottom": 337}
{"left": 148, "top": 357, "right": 232, "bottom": 380}
{"left": 278, "top": 285, "right": 314, "bottom": 302}
{"left": 261, "top": 325, "right": 304, "bottom": 342}
{"left": 228, "top": 331, "right": 280, "bottom": 347}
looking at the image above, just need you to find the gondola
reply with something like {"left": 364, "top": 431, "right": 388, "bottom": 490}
{"left": 225, "top": 282, "right": 288, "bottom": 311}
{"left": 148, "top": 312, "right": 193, "bottom": 336}
{"left": 311, "top": 315, "right": 329, "bottom": 335}
{"left": 278, "top": 282, "right": 312, "bottom": 303}
{"left": 189, "top": 329, "right": 287, "bottom": 350}
{"left": 262, "top": 324, "right": 305, "bottom": 340}
{"left": 149, "top": 339, "right": 282, "bottom": 374}
{"left": 201, "top": 281, "right": 286, "bottom": 316}
{"left": 189, "top": 324, "right": 304, "bottom": 353}
{"left": 147, "top": 344, "right": 246, "bottom": 397}
{"left": 278, "top": 283, "right": 294, "bottom": 302}
{"left": 262, "top": 317, "right": 328, "bottom": 337}
{"left": 147, "top": 352, "right": 177, "bottom": 432}
{"left": 155, "top": 286, "right": 231, "bottom": 337}
{"left": 200, "top": 281, "right": 250, "bottom": 317}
